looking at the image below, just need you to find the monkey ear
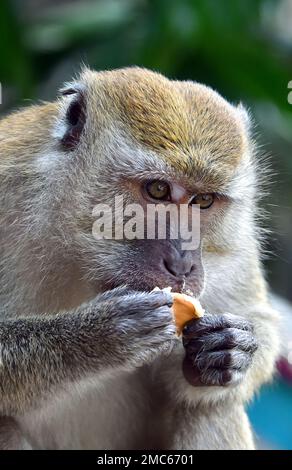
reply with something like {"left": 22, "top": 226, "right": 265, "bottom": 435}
{"left": 58, "top": 82, "right": 86, "bottom": 151}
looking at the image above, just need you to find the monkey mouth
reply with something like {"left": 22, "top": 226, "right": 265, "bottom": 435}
{"left": 100, "top": 275, "right": 199, "bottom": 298}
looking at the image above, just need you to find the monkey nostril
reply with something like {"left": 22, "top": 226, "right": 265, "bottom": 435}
{"left": 163, "top": 257, "right": 195, "bottom": 278}
{"left": 163, "top": 259, "right": 177, "bottom": 277}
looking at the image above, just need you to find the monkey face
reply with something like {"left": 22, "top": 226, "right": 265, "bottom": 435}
{"left": 73, "top": 166, "right": 231, "bottom": 297}
{"left": 55, "top": 67, "right": 251, "bottom": 299}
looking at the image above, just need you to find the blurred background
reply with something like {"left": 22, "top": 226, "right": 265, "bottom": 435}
{"left": 0, "top": 0, "right": 292, "bottom": 449}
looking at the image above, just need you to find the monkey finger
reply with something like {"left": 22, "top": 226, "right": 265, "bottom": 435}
{"left": 209, "top": 328, "right": 258, "bottom": 354}
{"left": 184, "top": 328, "right": 258, "bottom": 354}
{"left": 182, "top": 357, "right": 244, "bottom": 387}
{"left": 97, "top": 285, "right": 134, "bottom": 301}
{"left": 183, "top": 313, "right": 253, "bottom": 342}
{"left": 113, "top": 290, "right": 173, "bottom": 316}
{"left": 146, "top": 290, "right": 174, "bottom": 308}
{"left": 200, "top": 367, "right": 244, "bottom": 387}
{"left": 143, "top": 305, "right": 175, "bottom": 330}
{"left": 194, "top": 349, "right": 253, "bottom": 371}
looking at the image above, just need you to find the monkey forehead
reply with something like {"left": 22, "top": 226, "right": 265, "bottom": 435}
{"left": 86, "top": 68, "right": 248, "bottom": 181}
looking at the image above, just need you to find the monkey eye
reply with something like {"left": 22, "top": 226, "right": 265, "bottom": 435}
{"left": 145, "top": 180, "right": 171, "bottom": 201}
{"left": 191, "top": 193, "right": 214, "bottom": 209}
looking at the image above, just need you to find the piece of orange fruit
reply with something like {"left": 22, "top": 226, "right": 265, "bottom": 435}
{"left": 171, "top": 292, "right": 204, "bottom": 335}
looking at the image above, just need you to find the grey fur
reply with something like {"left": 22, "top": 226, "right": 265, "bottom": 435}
{"left": 0, "top": 289, "right": 175, "bottom": 415}
{"left": 0, "top": 68, "right": 280, "bottom": 449}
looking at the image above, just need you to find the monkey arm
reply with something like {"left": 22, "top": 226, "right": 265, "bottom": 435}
{"left": 0, "top": 289, "right": 175, "bottom": 416}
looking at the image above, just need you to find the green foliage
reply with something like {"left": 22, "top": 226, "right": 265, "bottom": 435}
{"left": 2, "top": 0, "right": 292, "bottom": 112}
{"left": 0, "top": 1, "right": 32, "bottom": 96}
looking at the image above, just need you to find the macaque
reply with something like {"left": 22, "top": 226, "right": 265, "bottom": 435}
{"left": 0, "top": 67, "right": 279, "bottom": 449}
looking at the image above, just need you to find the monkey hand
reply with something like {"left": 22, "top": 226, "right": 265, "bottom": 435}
{"left": 75, "top": 287, "right": 176, "bottom": 370}
{"left": 182, "top": 313, "right": 258, "bottom": 387}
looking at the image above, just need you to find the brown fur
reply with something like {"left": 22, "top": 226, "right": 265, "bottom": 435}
{"left": 0, "top": 103, "right": 58, "bottom": 173}
{"left": 0, "top": 68, "right": 246, "bottom": 191}
{"left": 83, "top": 68, "right": 248, "bottom": 189}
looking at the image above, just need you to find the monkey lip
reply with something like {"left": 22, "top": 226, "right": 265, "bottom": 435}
{"left": 99, "top": 275, "right": 201, "bottom": 297}
{"left": 148, "top": 278, "right": 203, "bottom": 298}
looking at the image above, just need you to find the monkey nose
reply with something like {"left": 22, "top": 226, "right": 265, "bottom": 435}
{"left": 162, "top": 249, "right": 195, "bottom": 279}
